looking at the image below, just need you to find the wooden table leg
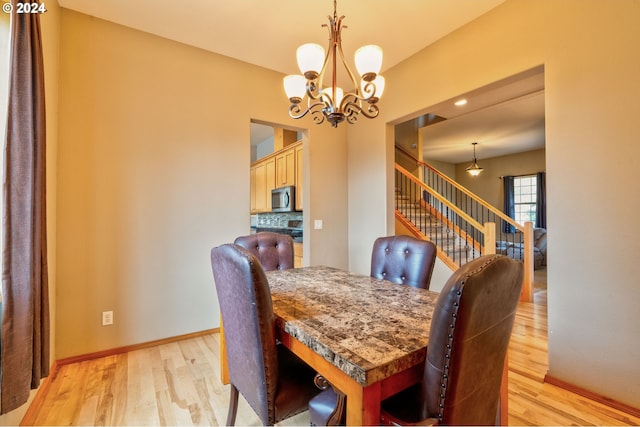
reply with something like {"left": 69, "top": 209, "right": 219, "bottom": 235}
{"left": 281, "top": 333, "right": 372, "bottom": 426}
{"left": 219, "top": 315, "right": 229, "bottom": 385}
{"left": 352, "top": 383, "right": 381, "bottom": 426}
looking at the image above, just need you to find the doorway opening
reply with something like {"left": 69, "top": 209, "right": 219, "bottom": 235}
{"left": 393, "top": 66, "right": 547, "bottom": 299}
{"left": 249, "top": 120, "right": 305, "bottom": 267}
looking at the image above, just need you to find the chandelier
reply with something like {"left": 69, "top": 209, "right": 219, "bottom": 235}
{"left": 283, "top": 0, "right": 385, "bottom": 128}
{"left": 465, "top": 142, "right": 484, "bottom": 176}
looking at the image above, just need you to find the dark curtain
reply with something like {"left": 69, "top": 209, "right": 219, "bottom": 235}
{"left": 536, "top": 171, "right": 547, "bottom": 229}
{"left": 502, "top": 176, "right": 516, "bottom": 233}
{"left": 1, "top": 4, "right": 50, "bottom": 414}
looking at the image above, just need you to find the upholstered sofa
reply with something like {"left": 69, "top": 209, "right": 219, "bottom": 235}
{"left": 504, "top": 227, "right": 547, "bottom": 269}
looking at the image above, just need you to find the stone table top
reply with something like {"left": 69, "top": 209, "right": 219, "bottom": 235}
{"left": 265, "top": 266, "right": 439, "bottom": 386}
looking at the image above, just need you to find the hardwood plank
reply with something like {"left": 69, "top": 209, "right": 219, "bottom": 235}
{"left": 110, "top": 353, "right": 129, "bottom": 425}
{"left": 125, "top": 349, "right": 161, "bottom": 425}
{"left": 23, "top": 294, "right": 640, "bottom": 426}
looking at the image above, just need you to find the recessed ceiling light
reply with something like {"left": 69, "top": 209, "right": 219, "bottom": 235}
{"left": 454, "top": 99, "right": 467, "bottom": 106}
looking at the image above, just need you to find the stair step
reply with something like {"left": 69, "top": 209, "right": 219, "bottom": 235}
{"left": 396, "top": 204, "right": 425, "bottom": 209}
{"left": 396, "top": 187, "right": 485, "bottom": 268}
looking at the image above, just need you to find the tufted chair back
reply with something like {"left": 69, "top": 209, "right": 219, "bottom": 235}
{"left": 235, "top": 232, "right": 294, "bottom": 271}
{"left": 370, "top": 235, "right": 437, "bottom": 289}
{"left": 210, "top": 244, "right": 319, "bottom": 425}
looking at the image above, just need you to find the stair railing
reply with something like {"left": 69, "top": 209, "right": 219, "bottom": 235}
{"left": 395, "top": 163, "right": 495, "bottom": 263}
{"left": 395, "top": 146, "right": 533, "bottom": 301}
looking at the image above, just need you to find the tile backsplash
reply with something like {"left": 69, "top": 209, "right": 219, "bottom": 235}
{"left": 255, "top": 212, "right": 303, "bottom": 228}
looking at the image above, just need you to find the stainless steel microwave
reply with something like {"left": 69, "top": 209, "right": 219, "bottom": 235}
{"left": 271, "top": 186, "right": 295, "bottom": 212}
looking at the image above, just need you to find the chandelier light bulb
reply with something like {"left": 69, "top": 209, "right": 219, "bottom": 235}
{"left": 296, "top": 43, "right": 325, "bottom": 79}
{"left": 466, "top": 165, "right": 483, "bottom": 176}
{"left": 283, "top": 75, "right": 307, "bottom": 102}
{"left": 354, "top": 45, "right": 383, "bottom": 81}
{"left": 322, "top": 87, "right": 344, "bottom": 110}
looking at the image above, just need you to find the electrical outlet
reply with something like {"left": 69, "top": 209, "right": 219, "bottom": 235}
{"left": 102, "top": 311, "right": 113, "bottom": 326}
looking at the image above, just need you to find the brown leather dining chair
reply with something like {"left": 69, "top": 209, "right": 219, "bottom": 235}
{"left": 210, "top": 244, "right": 320, "bottom": 426}
{"left": 379, "top": 254, "right": 524, "bottom": 426}
{"left": 234, "top": 231, "right": 294, "bottom": 271}
{"left": 370, "top": 235, "right": 438, "bottom": 288}
{"left": 309, "top": 235, "right": 438, "bottom": 425}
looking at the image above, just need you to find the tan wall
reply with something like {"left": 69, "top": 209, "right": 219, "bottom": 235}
{"left": 348, "top": 0, "right": 640, "bottom": 407}
{"left": 424, "top": 159, "right": 456, "bottom": 180}
{"left": 55, "top": 10, "right": 348, "bottom": 359}
{"left": 348, "top": 116, "right": 394, "bottom": 271}
{"left": 394, "top": 120, "right": 420, "bottom": 175}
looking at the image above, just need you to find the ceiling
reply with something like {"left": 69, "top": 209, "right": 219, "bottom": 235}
{"left": 56, "top": 0, "right": 506, "bottom": 79}
{"left": 56, "top": 0, "right": 544, "bottom": 161}
{"left": 421, "top": 67, "right": 545, "bottom": 164}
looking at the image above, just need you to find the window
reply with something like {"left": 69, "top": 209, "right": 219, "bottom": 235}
{"left": 513, "top": 175, "right": 537, "bottom": 225}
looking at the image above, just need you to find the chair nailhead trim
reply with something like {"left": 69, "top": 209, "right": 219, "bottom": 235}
{"left": 437, "top": 281, "right": 464, "bottom": 422}
{"left": 435, "top": 256, "right": 500, "bottom": 422}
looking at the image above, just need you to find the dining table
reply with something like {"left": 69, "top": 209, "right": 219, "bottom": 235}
{"left": 219, "top": 265, "right": 437, "bottom": 425}
{"left": 218, "top": 265, "right": 508, "bottom": 425}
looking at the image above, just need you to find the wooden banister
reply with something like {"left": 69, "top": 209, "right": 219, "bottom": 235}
{"left": 521, "top": 222, "right": 534, "bottom": 301}
{"left": 395, "top": 148, "right": 523, "bottom": 233}
{"left": 395, "top": 147, "right": 533, "bottom": 302}
{"left": 395, "top": 164, "right": 486, "bottom": 233}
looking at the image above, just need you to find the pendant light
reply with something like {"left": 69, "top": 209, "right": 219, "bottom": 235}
{"left": 466, "top": 142, "right": 484, "bottom": 176}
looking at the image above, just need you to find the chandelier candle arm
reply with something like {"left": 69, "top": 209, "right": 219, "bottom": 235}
{"left": 361, "top": 75, "right": 385, "bottom": 102}
{"left": 282, "top": 0, "right": 384, "bottom": 128}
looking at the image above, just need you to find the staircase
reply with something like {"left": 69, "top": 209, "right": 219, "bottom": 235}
{"left": 394, "top": 146, "right": 535, "bottom": 301}
{"left": 395, "top": 190, "right": 480, "bottom": 265}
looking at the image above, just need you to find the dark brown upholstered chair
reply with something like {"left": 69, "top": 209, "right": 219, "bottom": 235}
{"left": 210, "top": 244, "right": 320, "bottom": 426}
{"left": 234, "top": 232, "right": 294, "bottom": 271}
{"left": 379, "top": 254, "right": 524, "bottom": 426}
{"left": 370, "top": 235, "right": 438, "bottom": 288}
{"left": 309, "top": 235, "right": 438, "bottom": 425}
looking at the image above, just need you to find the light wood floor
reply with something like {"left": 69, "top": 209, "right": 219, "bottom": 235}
{"left": 26, "top": 283, "right": 640, "bottom": 426}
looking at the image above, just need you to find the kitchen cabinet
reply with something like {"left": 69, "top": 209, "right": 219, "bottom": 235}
{"left": 275, "top": 149, "right": 296, "bottom": 188}
{"left": 251, "top": 140, "right": 302, "bottom": 213}
{"left": 265, "top": 159, "right": 276, "bottom": 211}
{"left": 250, "top": 166, "right": 256, "bottom": 212}
{"left": 294, "top": 242, "right": 303, "bottom": 268}
{"left": 251, "top": 156, "right": 275, "bottom": 213}
{"left": 295, "top": 144, "right": 303, "bottom": 211}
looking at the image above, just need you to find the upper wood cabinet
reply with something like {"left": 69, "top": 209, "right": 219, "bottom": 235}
{"left": 251, "top": 156, "right": 275, "bottom": 213}
{"left": 251, "top": 140, "right": 302, "bottom": 213}
{"left": 295, "top": 145, "right": 303, "bottom": 211}
{"left": 276, "top": 149, "right": 296, "bottom": 188}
